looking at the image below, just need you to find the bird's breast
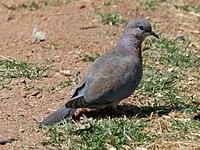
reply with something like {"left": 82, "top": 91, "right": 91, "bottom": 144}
{"left": 127, "top": 62, "right": 143, "bottom": 92}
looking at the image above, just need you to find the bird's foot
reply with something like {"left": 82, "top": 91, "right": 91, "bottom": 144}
{"left": 111, "top": 106, "right": 126, "bottom": 115}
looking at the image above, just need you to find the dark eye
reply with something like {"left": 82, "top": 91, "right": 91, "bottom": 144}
{"left": 139, "top": 25, "right": 144, "bottom": 30}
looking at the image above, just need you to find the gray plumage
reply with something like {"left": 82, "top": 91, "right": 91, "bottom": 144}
{"left": 39, "top": 18, "right": 159, "bottom": 127}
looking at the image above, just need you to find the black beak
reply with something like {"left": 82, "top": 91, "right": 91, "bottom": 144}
{"left": 150, "top": 31, "right": 159, "bottom": 39}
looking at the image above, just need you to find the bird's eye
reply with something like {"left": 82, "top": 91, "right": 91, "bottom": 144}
{"left": 139, "top": 25, "right": 144, "bottom": 30}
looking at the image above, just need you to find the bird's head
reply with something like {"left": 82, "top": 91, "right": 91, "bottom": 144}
{"left": 125, "top": 18, "right": 159, "bottom": 41}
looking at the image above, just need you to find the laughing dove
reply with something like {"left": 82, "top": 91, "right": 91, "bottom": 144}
{"left": 40, "top": 18, "right": 159, "bottom": 127}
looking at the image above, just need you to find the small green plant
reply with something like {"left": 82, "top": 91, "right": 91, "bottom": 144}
{"left": 24, "top": 85, "right": 56, "bottom": 92}
{"left": 43, "top": 0, "right": 52, "bottom": 5}
{"left": 175, "top": 4, "right": 200, "bottom": 14}
{"left": 3, "top": 4, "right": 17, "bottom": 10}
{"left": 103, "top": 0, "right": 115, "bottom": 6}
{"left": 82, "top": 53, "right": 100, "bottom": 62}
{"left": 45, "top": 0, "right": 71, "bottom": 5}
{"left": 144, "top": 0, "right": 157, "bottom": 11}
{"left": 43, "top": 0, "right": 69, "bottom": 6}
{"left": 58, "top": 72, "right": 80, "bottom": 88}
{"left": 4, "top": 0, "right": 70, "bottom": 11}
{"left": 98, "top": 12, "right": 127, "bottom": 26}
{"left": 19, "top": 1, "right": 40, "bottom": 10}
{"left": 58, "top": 78, "right": 74, "bottom": 87}
{"left": 0, "top": 79, "right": 11, "bottom": 89}
{"left": 0, "top": 59, "right": 50, "bottom": 79}
{"left": 4, "top": 1, "right": 40, "bottom": 11}
{"left": 24, "top": 76, "right": 78, "bottom": 91}
{"left": 41, "top": 43, "right": 59, "bottom": 50}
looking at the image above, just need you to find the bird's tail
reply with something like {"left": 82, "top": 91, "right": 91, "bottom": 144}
{"left": 39, "top": 105, "right": 76, "bottom": 128}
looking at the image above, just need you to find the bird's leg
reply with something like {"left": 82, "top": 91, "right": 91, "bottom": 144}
{"left": 111, "top": 105, "right": 126, "bottom": 115}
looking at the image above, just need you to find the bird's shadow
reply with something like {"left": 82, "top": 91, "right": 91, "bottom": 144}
{"left": 74, "top": 104, "right": 177, "bottom": 121}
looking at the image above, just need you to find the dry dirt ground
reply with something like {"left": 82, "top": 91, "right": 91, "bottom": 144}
{"left": 0, "top": 0, "right": 199, "bottom": 149}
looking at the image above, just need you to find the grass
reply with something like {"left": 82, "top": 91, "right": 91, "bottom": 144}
{"left": 24, "top": 76, "right": 80, "bottom": 91}
{"left": 0, "top": 79, "right": 11, "bottom": 90}
{"left": 140, "top": 37, "right": 199, "bottom": 110}
{"left": 42, "top": 117, "right": 157, "bottom": 149}
{"left": 82, "top": 53, "right": 100, "bottom": 62}
{"left": 58, "top": 75, "right": 80, "bottom": 87}
{"left": 144, "top": 0, "right": 157, "bottom": 11}
{"left": 41, "top": 43, "right": 59, "bottom": 50}
{"left": 3, "top": 0, "right": 70, "bottom": 11}
{"left": 175, "top": 4, "right": 200, "bottom": 14}
{"left": 103, "top": 0, "right": 115, "bottom": 6}
{"left": 42, "top": 116, "right": 200, "bottom": 149}
{"left": 143, "top": 38, "right": 199, "bottom": 69}
{"left": 24, "top": 84, "right": 56, "bottom": 92}
{"left": 43, "top": 0, "right": 71, "bottom": 6}
{"left": 41, "top": 36, "right": 200, "bottom": 149}
{"left": 0, "top": 59, "right": 50, "bottom": 80}
{"left": 98, "top": 12, "right": 127, "bottom": 26}
{"left": 4, "top": 1, "right": 40, "bottom": 11}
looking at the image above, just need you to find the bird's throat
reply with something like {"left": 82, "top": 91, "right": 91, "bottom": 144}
{"left": 119, "top": 37, "right": 142, "bottom": 62}
{"left": 132, "top": 46, "right": 142, "bottom": 61}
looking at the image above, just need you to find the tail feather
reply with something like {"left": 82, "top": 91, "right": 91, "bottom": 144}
{"left": 39, "top": 105, "right": 76, "bottom": 128}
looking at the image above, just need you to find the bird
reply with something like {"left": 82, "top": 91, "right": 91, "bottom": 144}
{"left": 39, "top": 18, "right": 159, "bottom": 127}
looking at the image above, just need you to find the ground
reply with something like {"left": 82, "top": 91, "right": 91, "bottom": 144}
{"left": 0, "top": 0, "right": 199, "bottom": 149}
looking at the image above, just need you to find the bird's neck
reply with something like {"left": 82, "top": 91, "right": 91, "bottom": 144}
{"left": 118, "top": 35, "right": 143, "bottom": 62}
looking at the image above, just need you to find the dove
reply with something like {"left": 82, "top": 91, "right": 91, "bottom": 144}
{"left": 39, "top": 18, "right": 159, "bottom": 127}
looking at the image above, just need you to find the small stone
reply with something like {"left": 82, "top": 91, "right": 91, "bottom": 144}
{"left": 79, "top": 5, "right": 86, "bottom": 9}
{"left": 31, "top": 28, "right": 46, "bottom": 43}
{"left": 22, "top": 92, "right": 30, "bottom": 98}
{"left": 175, "top": 35, "right": 186, "bottom": 41}
{"left": 60, "top": 70, "right": 71, "bottom": 76}
{"left": 31, "top": 91, "right": 40, "bottom": 96}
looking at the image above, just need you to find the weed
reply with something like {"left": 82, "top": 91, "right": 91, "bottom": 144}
{"left": 43, "top": 0, "right": 70, "bottom": 6}
{"left": 144, "top": 0, "right": 157, "bottom": 11}
{"left": 175, "top": 4, "right": 200, "bottom": 14}
{"left": 3, "top": 4, "right": 17, "bottom": 11}
{"left": 20, "top": 1, "right": 40, "bottom": 11}
{"left": 0, "top": 79, "right": 11, "bottom": 89}
{"left": 103, "top": 0, "right": 115, "bottom": 6}
{"left": 24, "top": 76, "right": 79, "bottom": 91}
{"left": 82, "top": 53, "right": 100, "bottom": 62}
{"left": 41, "top": 43, "right": 59, "bottom": 50}
{"left": 4, "top": 1, "right": 40, "bottom": 11}
{"left": 24, "top": 85, "right": 55, "bottom": 92}
{"left": 98, "top": 12, "right": 127, "bottom": 26}
{"left": 0, "top": 59, "right": 50, "bottom": 79}
{"left": 57, "top": 76, "right": 78, "bottom": 87}
{"left": 4, "top": 0, "right": 71, "bottom": 11}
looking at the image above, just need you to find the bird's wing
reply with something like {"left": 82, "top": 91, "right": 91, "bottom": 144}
{"left": 66, "top": 47, "right": 140, "bottom": 108}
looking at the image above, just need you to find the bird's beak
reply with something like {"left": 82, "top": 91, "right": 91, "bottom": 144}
{"left": 150, "top": 31, "right": 159, "bottom": 39}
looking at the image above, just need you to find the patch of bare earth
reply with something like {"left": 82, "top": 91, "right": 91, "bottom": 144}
{"left": 0, "top": 0, "right": 199, "bottom": 149}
